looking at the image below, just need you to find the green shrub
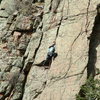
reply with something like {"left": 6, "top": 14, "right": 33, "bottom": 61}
{"left": 76, "top": 77, "right": 100, "bottom": 100}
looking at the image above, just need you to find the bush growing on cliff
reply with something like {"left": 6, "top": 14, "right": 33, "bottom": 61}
{"left": 76, "top": 77, "right": 100, "bottom": 100}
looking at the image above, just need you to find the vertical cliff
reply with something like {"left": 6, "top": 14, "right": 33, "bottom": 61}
{"left": 0, "top": 0, "right": 100, "bottom": 100}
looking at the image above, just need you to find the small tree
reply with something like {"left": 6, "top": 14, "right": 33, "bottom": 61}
{"left": 76, "top": 77, "right": 100, "bottom": 100}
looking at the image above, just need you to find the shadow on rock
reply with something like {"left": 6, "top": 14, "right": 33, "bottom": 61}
{"left": 34, "top": 53, "right": 58, "bottom": 69}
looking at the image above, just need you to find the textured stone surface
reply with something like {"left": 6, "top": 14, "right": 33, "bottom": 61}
{"left": 0, "top": 0, "right": 100, "bottom": 100}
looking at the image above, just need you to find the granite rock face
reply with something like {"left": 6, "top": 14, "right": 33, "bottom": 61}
{"left": 0, "top": 0, "right": 100, "bottom": 100}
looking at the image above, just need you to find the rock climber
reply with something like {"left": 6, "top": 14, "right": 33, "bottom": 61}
{"left": 42, "top": 41, "right": 57, "bottom": 67}
{"left": 35, "top": 41, "right": 57, "bottom": 68}
{"left": 46, "top": 41, "right": 56, "bottom": 61}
